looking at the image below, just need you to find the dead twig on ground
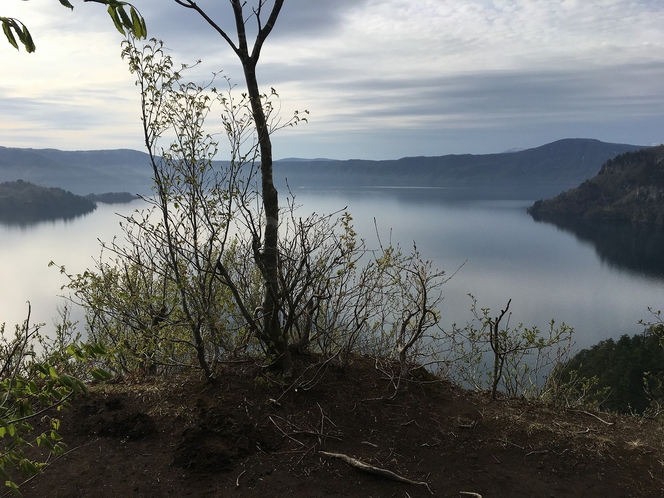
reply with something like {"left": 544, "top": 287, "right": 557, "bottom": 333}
{"left": 319, "top": 450, "right": 433, "bottom": 494}
{"left": 572, "top": 409, "right": 614, "bottom": 426}
{"left": 269, "top": 413, "right": 342, "bottom": 450}
{"left": 269, "top": 416, "right": 305, "bottom": 446}
{"left": 525, "top": 449, "right": 549, "bottom": 457}
{"left": 235, "top": 470, "right": 245, "bottom": 488}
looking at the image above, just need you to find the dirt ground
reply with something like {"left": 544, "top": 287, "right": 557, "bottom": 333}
{"left": 20, "top": 356, "right": 664, "bottom": 498}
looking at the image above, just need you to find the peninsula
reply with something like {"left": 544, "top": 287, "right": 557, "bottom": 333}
{"left": 0, "top": 180, "right": 96, "bottom": 223}
{"left": 528, "top": 145, "right": 664, "bottom": 225}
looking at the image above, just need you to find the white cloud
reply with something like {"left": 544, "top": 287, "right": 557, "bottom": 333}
{"left": 1, "top": 0, "right": 663, "bottom": 158}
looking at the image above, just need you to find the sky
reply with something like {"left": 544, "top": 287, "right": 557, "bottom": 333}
{"left": 1, "top": 0, "right": 663, "bottom": 160}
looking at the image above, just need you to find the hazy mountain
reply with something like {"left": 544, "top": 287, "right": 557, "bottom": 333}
{"left": 274, "top": 139, "right": 644, "bottom": 197}
{"left": 0, "top": 138, "right": 645, "bottom": 198}
{"left": 0, "top": 146, "right": 154, "bottom": 195}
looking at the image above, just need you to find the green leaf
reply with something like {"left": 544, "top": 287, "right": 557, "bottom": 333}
{"left": 130, "top": 7, "right": 147, "bottom": 38}
{"left": 74, "top": 379, "right": 89, "bottom": 396}
{"left": 90, "top": 343, "right": 108, "bottom": 356}
{"left": 58, "top": 0, "right": 75, "bottom": 10}
{"left": 90, "top": 368, "right": 114, "bottom": 381}
{"left": 4, "top": 480, "right": 21, "bottom": 498}
{"left": 19, "top": 458, "right": 39, "bottom": 476}
{"left": 107, "top": 5, "right": 125, "bottom": 35}
{"left": 35, "top": 364, "right": 50, "bottom": 377}
{"left": 2, "top": 20, "right": 19, "bottom": 51}
{"left": 48, "top": 366, "right": 59, "bottom": 380}
{"left": 1, "top": 18, "right": 35, "bottom": 53}
{"left": 19, "top": 26, "right": 35, "bottom": 53}
{"left": 59, "top": 375, "right": 74, "bottom": 389}
{"left": 117, "top": 5, "right": 133, "bottom": 30}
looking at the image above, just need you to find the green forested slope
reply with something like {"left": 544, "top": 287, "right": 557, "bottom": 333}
{"left": 529, "top": 145, "right": 664, "bottom": 225}
{"left": 0, "top": 180, "right": 96, "bottom": 222}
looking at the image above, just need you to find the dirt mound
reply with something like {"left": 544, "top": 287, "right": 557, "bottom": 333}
{"left": 21, "top": 357, "right": 664, "bottom": 497}
{"left": 73, "top": 397, "right": 157, "bottom": 441}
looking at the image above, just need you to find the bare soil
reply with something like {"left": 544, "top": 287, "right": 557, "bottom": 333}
{"left": 21, "top": 357, "right": 664, "bottom": 497}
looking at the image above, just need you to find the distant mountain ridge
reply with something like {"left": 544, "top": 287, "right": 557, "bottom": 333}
{"left": 274, "top": 139, "right": 644, "bottom": 193}
{"left": 0, "top": 146, "right": 153, "bottom": 195}
{"left": 0, "top": 139, "right": 645, "bottom": 197}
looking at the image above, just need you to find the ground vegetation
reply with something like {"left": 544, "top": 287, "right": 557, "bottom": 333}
{"left": 555, "top": 308, "right": 664, "bottom": 416}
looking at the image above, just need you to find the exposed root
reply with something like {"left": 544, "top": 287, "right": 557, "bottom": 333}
{"left": 319, "top": 450, "right": 433, "bottom": 494}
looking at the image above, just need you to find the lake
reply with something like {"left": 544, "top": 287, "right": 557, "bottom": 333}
{"left": 1, "top": 187, "right": 662, "bottom": 352}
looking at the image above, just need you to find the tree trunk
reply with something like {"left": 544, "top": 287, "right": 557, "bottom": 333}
{"left": 177, "top": 0, "right": 290, "bottom": 374}
{"left": 241, "top": 59, "right": 291, "bottom": 375}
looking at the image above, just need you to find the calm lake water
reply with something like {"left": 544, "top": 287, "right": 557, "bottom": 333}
{"left": 1, "top": 187, "right": 662, "bottom": 352}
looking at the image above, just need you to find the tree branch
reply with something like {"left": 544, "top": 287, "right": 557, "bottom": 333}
{"left": 173, "top": 0, "right": 240, "bottom": 56}
{"left": 251, "top": 0, "right": 284, "bottom": 63}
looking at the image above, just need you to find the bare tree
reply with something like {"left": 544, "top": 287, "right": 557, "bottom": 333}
{"left": 60, "top": 7, "right": 451, "bottom": 387}
{"left": 172, "top": 0, "right": 291, "bottom": 371}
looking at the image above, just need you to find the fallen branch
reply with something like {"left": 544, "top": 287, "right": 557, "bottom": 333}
{"left": 572, "top": 409, "right": 614, "bottom": 426}
{"left": 460, "top": 493, "right": 482, "bottom": 498}
{"left": 319, "top": 451, "right": 433, "bottom": 494}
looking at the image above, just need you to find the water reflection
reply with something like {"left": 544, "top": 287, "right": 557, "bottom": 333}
{"left": 530, "top": 213, "right": 664, "bottom": 279}
{"left": 0, "top": 211, "right": 94, "bottom": 229}
{"left": 290, "top": 184, "right": 570, "bottom": 203}
{"left": 1, "top": 192, "right": 662, "bottom": 352}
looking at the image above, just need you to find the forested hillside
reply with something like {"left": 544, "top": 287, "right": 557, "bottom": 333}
{"left": 0, "top": 179, "right": 96, "bottom": 223}
{"left": 529, "top": 145, "right": 664, "bottom": 225}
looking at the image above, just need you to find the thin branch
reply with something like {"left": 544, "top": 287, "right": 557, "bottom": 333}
{"left": 173, "top": 0, "right": 240, "bottom": 56}
{"left": 9, "top": 391, "right": 74, "bottom": 426}
{"left": 5, "top": 438, "right": 101, "bottom": 498}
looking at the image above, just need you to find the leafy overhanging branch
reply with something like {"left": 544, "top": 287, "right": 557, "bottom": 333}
{"left": 0, "top": 304, "right": 112, "bottom": 496}
{"left": 1, "top": 0, "right": 146, "bottom": 53}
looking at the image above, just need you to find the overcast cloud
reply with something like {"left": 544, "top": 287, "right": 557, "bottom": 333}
{"left": 1, "top": 0, "right": 663, "bottom": 159}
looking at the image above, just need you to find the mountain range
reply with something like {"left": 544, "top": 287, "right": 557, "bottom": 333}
{"left": 0, "top": 138, "right": 645, "bottom": 198}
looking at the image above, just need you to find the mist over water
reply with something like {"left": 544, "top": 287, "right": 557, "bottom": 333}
{"left": 1, "top": 188, "right": 662, "bottom": 352}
